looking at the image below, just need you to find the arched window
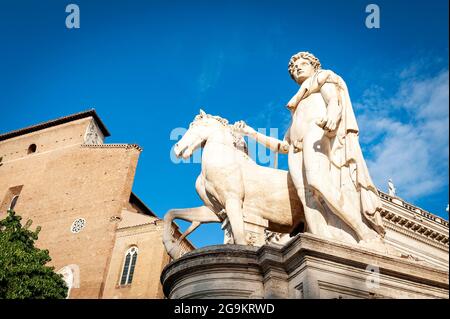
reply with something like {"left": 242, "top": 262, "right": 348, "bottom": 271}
{"left": 8, "top": 195, "right": 19, "bottom": 211}
{"left": 27, "top": 144, "right": 37, "bottom": 154}
{"left": 120, "top": 246, "right": 138, "bottom": 285}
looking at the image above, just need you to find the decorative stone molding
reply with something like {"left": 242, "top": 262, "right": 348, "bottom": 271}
{"left": 378, "top": 190, "right": 449, "bottom": 253}
{"left": 80, "top": 143, "right": 143, "bottom": 152}
{"left": 383, "top": 222, "right": 448, "bottom": 251}
{"left": 381, "top": 209, "right": 449, "bottom": 247}
{"left": 384, "top": 236, "right": 448, "bottom": 269}
{"left": 116, "top": 220, "right": 160, "bottom": 234}
{"left": 378, "top": 190, "right": 449, "bottom": 228}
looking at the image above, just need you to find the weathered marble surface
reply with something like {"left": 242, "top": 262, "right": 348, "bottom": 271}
{"left": 161, "top": 233, "right": 449, "bottom": 299}
{"left": 164, "top": 51, "right": 390, "bottom": 260}
{"left": 163, "top": 110, "right": 305, "bottom": 259}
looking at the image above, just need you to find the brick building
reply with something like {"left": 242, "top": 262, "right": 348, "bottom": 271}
{"left": 0, "top": 110, "right": 193, "bottom": 298}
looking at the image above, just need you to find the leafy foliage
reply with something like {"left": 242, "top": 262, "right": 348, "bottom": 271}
{"left": 0, "top": 210, "right": 68, "bottom": 299}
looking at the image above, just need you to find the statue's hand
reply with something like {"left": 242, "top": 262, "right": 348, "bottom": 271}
{"left": 233, "top": 121, "right": 256, "bottom": 137}
{"left": 316, "top": 116, "right": 338, "bottom": 132}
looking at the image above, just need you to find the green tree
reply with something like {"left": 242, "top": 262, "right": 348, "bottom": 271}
{"left": 0, "top": 210, "right": 68, "bottom": 299}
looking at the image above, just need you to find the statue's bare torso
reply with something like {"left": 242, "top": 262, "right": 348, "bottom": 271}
{"left": 288, "top": 90, "right": 328, "bottom": 144}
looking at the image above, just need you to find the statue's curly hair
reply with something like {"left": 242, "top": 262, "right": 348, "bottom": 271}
{"left": 288, "top": 51, "right": 321, "bottom": 82}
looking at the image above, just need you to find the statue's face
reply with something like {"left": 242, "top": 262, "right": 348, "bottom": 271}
{"left": 292, "top": 57, "right": 316, "bottom": 83}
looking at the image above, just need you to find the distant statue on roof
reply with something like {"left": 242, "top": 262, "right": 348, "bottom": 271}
{"left": 388, "top": 179, "right": 397, "bottom": 197}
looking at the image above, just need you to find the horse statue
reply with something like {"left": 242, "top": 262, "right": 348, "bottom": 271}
{"left": 163, "top": 110, "right": 305, "bottom": 259}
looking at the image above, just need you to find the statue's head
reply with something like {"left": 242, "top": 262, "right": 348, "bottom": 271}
{"left": 288, "top": 51, "right": 321, "bottom": 84}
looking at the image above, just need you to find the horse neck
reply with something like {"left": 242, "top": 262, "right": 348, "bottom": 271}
{"left": 202, "top": 125, "right": 252, "bottom": 167}
{"left": 203, "top": 125, "right": 236, "bottom": 150}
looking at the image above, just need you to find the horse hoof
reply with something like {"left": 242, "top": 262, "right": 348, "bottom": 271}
{"left": 163, "top": 239, "right": 183, "bottom": 260}
{"left": 168, "top": 246, "right": 182, "bottom": 260}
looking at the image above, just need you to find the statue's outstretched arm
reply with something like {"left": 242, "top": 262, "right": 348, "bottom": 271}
{"left": 233, "top": 121, "right": 289, "bottom": 154}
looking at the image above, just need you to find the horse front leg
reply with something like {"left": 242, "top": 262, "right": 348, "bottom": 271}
{"left": 163, "top": 206, "right": 220, "bottom": 259}
{"left": 214, "top": 166, "right": 246, "bottom": 245}
{"left": 224, "top": 197, "right": 246, "bottom": 245}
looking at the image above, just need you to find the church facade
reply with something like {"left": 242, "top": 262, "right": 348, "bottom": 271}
{"left": 0, "top": 110, "right": 193, "bottom": 299}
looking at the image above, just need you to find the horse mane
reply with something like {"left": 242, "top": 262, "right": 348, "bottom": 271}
{"left": 192, "top": 112, "right": 249, "bottom": 156}
{"left": 193, "top": 113, "right": 229, "bottom": 126}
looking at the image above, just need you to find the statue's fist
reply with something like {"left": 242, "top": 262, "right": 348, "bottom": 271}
{"left": 316, "top": 116, "right": 338, "bottom": 132}
{"left": 233, "top": 120, "right": 256, "bottom": 136}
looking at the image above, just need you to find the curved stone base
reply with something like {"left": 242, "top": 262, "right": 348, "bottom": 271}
{"left": 161, "top": 233, "right": 449, "bottom": 299}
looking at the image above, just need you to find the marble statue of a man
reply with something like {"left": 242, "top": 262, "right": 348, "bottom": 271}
{"left": 388, "top": 179, "right": 397, "bottom": 197}
{"left": 235, "top": 51, "right": 385, "bottom": 244}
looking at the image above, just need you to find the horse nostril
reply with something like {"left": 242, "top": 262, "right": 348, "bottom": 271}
{"left": 174, "top": 144, "right": 183, "bottom": 156}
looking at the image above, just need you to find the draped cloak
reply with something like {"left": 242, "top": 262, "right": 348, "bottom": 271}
{"left": 291, "top": 69, "right": 385, "bottom": 236}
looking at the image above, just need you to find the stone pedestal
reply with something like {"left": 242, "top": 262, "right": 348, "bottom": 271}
{"left": 161, "top": 233, "right": 449, "bottom": 299}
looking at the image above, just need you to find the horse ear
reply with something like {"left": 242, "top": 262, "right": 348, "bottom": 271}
{"left": 199, "top": 109, "right": 206, "bottom": 116}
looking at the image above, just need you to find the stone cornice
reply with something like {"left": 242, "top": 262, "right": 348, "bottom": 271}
{"left": 384, "top": 236, "right": 449, "bottom": 269}
{"left": 116, "top": 221, "right": 160, "bottom": 235}
{"left": 378, "top": 190, "right": 448, "bottom": 228}
{"left": 115, "top": 219, "right": 194, "bottom": 253}
{"left": 80, "top": 143, "right": 143, "bottom": 152}
{"left": 0, "top": 109, "right": 110, "bottom": 142}
{"left": 381, "top": 209, "right": 449, "bottom": 248}
{"left": 383, "top": 221, "right": 449, "bottom": 251}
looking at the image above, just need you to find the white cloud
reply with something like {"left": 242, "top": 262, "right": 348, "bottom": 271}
{"left": 356, "top": 67, "right": 449, "bottom": 201}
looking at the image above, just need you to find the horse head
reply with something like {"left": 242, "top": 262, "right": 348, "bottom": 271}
{"left": 173, "top": 109, "right": 231, "bottom": 159}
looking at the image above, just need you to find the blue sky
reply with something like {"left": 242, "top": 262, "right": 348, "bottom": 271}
{"left": 0, "top": 0, "right": 448, "bottom": 248}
